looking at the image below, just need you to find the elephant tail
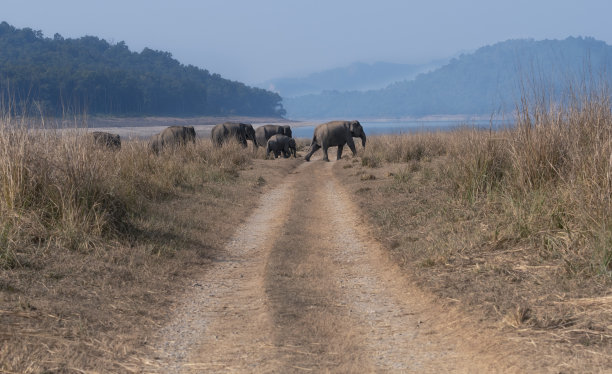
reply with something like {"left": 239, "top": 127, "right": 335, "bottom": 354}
{"left": 309, "top": 134, "right": 317, "bottom": 148}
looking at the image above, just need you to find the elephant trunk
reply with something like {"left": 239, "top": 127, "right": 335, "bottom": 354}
{"left": 360, "top": 132, "right": 367, "bottom": 148}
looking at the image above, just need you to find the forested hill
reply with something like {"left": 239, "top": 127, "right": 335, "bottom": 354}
{"left": 0, "top": 22, "right": 285, "bottom": 117}
{"left": 284, "top": 37, "right": 612, "bottom": 119}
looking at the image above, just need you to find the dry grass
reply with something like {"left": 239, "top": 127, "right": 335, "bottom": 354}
{"left": 0, "top": 122, "right": 253, "bottom": 264}
{"left": 0, "top": 119, "right": 280, "bottom": 373}
{"left": 360, "top": 131, "right": 448, "bottom": 168}
{"left": 337, "top": 85, "right": 612, "bottom": 370}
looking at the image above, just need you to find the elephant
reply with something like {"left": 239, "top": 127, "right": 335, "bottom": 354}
{"left": 266, "top": 134, "right": 297, "bottom": 159}
{"left": 91, "top": 131, "right": 121, "bottom": 149}
{"left": 255, "top": 124, "right": 292, "bottom": 147}
{"left": 211, "top": 122, "right": 258, "bottom": 148}
{"left": 304, "top": 120, "right": 366, "bottom": 162}
{"left": 149, "top": 125, "right": 196, "bottom": 154}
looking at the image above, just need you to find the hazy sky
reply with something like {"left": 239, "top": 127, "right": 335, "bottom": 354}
{"left": 3, "top": 0, "right": 612, "bottom": 84}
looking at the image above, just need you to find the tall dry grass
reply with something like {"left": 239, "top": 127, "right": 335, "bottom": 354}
{"left": 362, "top": 85, "right": 612, "bottom": 278}
{"left": 360, "top": 132, "right": 448, "bottom": 168}
{"left": 458, "top": 85, "right": 610, "bottom": 276}
{"left": 0, "top": 122, "right": 253, "bottom": 268}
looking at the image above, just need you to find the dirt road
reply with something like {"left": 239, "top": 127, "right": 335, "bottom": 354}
{"left": 150, "top": 158, "right": 504, "bottom": 373}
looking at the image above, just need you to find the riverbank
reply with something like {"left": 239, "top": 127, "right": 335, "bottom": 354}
{"left": 83, "top": 115, "right": 307, "bottom": 139}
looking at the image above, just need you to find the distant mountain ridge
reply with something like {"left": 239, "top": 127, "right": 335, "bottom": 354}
{"left": 258, "top": 60, "right": 447, "bottom": 98}
{"left": 283, "top": 37, "right": 612, "bottom": 119}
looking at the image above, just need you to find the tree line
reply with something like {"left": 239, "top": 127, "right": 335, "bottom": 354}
{"left": 0, "top": 22, "right": 285, "bottom": 117}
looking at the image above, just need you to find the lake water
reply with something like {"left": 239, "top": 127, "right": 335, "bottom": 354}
{"left": 291, "top": 119, "right": 509, "bottom": 139}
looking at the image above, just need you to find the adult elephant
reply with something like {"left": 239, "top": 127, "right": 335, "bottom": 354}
{"left": 211, "top": 122, "right": 258, "bottom": 148}
{"left": 304, "top": 120, "right": 366, "bottom": 162}
{"left": 266, "top": 134, "right": 297, "bottom": 158}
{"left": 91, "top": 131, "right": 121, "bottom": 150}
{"left": 255, "top": 124, "right": 292, "bottom": 147}
{"left": 149, "top": 125, "right": 196, "bottom": 154}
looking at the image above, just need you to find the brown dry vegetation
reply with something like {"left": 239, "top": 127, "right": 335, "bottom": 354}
{"left": 337, "top": 86, "right": 612, "bottom": 370}
{"left": 0, "top": 120, "right": 294, "bottom": 373}
{"left": 2, "top": 82, "right": 611, "bottom": 372}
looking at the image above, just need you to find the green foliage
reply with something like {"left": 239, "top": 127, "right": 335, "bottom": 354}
{"left": 0, "top": 22, "right": 285, "bottom": 117}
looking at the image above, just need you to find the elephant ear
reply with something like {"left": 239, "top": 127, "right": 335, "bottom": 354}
{"left": 348, "top": 121, "right": 356, "bottom": 132}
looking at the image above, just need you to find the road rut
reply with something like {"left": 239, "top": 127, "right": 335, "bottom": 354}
{"left": 152, "top": 159, "right": 484, "bottom": 373}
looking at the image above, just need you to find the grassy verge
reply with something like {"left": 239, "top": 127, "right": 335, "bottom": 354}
{"left": 0, "top": 121, "right": 297, "bottom": 373}
{"left": 336, "top": 90, "right": 611, "bottom": 369}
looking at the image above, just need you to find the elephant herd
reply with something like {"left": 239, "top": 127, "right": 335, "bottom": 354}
{"left": 208, "top": 120, "right": 366, "bottom": 161}
{"left": 89, "top": 120, "right": 367, "bottom": 161}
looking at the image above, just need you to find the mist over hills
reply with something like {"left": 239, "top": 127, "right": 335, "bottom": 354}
{"left": 283, "top": 37, "right": 612, "bottom": 119}
{"left": 2, "top": 21, "right": 610, "bottom": 121}
{"left": 257, "top": 60, "right": 448, "bottom": 98}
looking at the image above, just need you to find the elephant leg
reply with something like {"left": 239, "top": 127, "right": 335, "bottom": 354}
{"left": 304, "top": 143, "right": 320, "bottom": 162}
{"left": 337, "top": 145, "right": 344, "bottom": 160}
{"left": 322, "top": 145, "right": 330, "bottom": 162}
{"left": 347, "top": 137, "right": 357, "bottom": 155}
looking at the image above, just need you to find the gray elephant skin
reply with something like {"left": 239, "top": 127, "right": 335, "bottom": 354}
{"left": 266, "top": 134, "right": 297, "bottom": 159}
{"left": 149, "top": 125, "right": 196, "bottom": 154}
{"left": 91, "top": 131, "right": 121, "bottom": 149}
{"left": 255, "top": 124, "right": 292, "bottom": 147}
{"left": 211, "top": 122, "right": 258, "bottom": 148}
{"left": 304, "top": 120, "right": 366, "bottom": 162}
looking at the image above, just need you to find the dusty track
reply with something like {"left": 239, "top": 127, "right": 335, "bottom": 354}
{"left": 150, "top": 158, "right": 503, "bottom": 373}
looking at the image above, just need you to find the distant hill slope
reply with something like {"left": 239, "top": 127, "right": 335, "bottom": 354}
{"left": 0, "top": 22, "right": 285, "bottom": 117}
{"left": 258, "top": 60, "right": 447, "bottom": 98}
{"left": 284, "top": 37, "right": 612, "bottom": 119}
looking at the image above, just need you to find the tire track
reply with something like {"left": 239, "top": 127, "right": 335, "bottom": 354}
{"left": 264, "top": 162, "right": 373, "bottom": 372}
{"left": 152, "top": 164, "right": 305, "bottom": 373}
{"left": 153, "top": 158, "right": 482, "bottom": 373}
{"left": 265, "top": 162, "right": 463, "bottom": 372}
{"left": 324, "top": 164, "right": 461, "bottom": 372}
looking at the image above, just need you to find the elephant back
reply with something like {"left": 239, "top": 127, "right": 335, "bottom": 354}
{"left": 268, "top": 134, "right": 287, "bottom": 142}
{"left": 160, "top": 126, "right": 196, "bottom": 146}
{"left": 212, "top": 122, "right": 253, "bottom": 147}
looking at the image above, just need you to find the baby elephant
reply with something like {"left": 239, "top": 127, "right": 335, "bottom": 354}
{"left": 266, "top": 134, "right": 297, "bottom": 159}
